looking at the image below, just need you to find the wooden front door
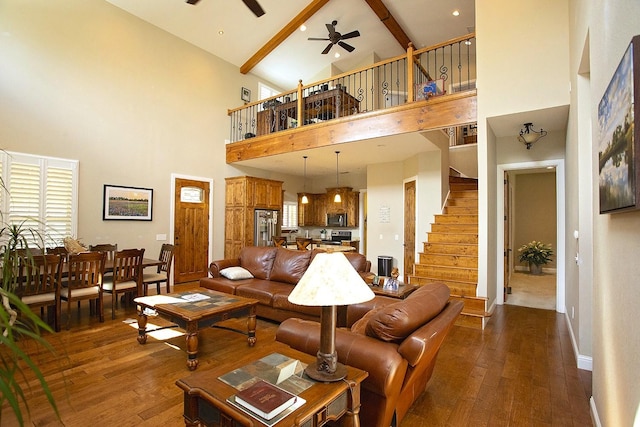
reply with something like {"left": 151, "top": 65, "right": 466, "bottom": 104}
{"left": 403, "top": 180, "right": 416, "bottom": 282}
{"left": 174, "top": 178, "right": 210, "bottom": 284}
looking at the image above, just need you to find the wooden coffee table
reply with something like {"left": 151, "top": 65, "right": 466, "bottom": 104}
{"left": 176, "top": 344, "right": 368, "bottom": 427}
{"left": 134, "top": 289, "right": 258, "bottom": 370}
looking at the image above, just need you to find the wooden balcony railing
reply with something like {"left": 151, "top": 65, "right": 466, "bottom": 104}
{"left": 227, "top": 33, "right": 476, "bottom": 143}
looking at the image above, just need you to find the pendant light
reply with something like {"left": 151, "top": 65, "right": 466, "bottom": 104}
{"left": 334, "top": 151, "right": 341, "bottom": 203}
{"left": 301, "top": 156, "right": 309, "bottom": 204}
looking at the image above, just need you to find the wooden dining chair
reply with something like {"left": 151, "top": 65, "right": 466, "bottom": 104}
{"left": 295, "top": 238, "right": 312, "bottom": 251}
{"left": 102, "top": 248, "right": 144, "bottom": 319}
{"left": 61, "top": 251, "right": 106, "bottom": 330}
{"left": 89, "top": 243, "right": 117, "bottom": 262}
{"left": 142, "top": 244, "right": 174, "bottom": 295}
{"left": 272, "top": 236, "right": 287, "bottom": 248}
{"left": 16, "top": 253, "right": 63, "bottom": 332}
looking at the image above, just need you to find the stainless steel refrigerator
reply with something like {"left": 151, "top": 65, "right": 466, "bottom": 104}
{"left": 254, "top": 209, "right": 279, "bottom": 247}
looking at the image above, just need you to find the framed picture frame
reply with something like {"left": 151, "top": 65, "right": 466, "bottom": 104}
{"left": 103, "top": 184, "right": 153, "bottom": 221}
{"left": 241, "top": 87, "right": 251, "bottom": 103}
{"left": 598, "top": 35, "right": 640, "bottom": 214}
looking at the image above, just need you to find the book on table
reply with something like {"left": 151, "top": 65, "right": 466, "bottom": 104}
{"left": 235, "top": 380, "right": 297, "bottom": 420}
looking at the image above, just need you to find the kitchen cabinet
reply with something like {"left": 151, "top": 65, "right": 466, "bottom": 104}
{"left": 325, "top": 187, "right": 359, "bottom": 227}
{"left": 225, "top": 176, "right": 283, "bottom": 259}
{"left": 298, "top": 188, "right": 358, "bottom": 227}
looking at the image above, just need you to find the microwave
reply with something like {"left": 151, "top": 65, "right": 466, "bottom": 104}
{"left": 327, "top": 213, "right": 347, "bottom": 227}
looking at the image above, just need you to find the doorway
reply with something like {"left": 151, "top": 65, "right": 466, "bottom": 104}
{"left": 497, "top": 160, "right": 565, "bottom": 313}
{"left": 171, "top": 175, "right": 213, "bottom": 284}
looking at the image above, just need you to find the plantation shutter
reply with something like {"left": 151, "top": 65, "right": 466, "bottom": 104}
{"left": 0, "top": 152, "right": 78, "bottom": 247}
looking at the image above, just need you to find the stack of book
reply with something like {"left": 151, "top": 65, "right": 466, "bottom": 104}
{"left": 235, "top": 380, "right": 297, "bottom": 421}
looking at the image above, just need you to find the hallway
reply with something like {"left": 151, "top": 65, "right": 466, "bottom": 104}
{"left": 505, "top": 271, "right": 557, "bottom": 311}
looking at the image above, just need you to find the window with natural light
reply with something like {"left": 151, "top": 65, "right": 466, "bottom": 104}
{"left": 0, "top": 151, "right": 78, "bottom": 248}
{"left": 281, "top": 201, "right": 298, "bottom": 230}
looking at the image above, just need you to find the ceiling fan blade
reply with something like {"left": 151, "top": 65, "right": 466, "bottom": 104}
{"left": 340, "top": 30, "right": 360, "bottom": 40}
{"left": 338, "top": 41, "right": 355, "bottom": 52}
{"left": 242, "top": 0, "right": 265, "bottom": 17}
{"left": 185, "top": 0, "right": 200, "bottom": 4}
{"left": 308, "top": 37, "right": 330, "bottom": 41}
{"left": 322, "top": 43, "right": 333, "bottom": 55}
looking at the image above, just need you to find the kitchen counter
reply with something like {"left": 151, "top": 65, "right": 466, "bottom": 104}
{"left": 286, "top": 244, "right": 356, "bottom": 252}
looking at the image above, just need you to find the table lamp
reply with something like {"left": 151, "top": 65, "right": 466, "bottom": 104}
{"left": 288, "top": 252, "right": 374, "bottom": 382}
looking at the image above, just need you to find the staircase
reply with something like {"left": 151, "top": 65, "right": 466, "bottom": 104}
{"left": 408, "top": 176, "right": 489, "bottom": 329}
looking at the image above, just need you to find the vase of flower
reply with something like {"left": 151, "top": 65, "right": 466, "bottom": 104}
{"left": 518, "top": 241, "right": 553, "bottom": 275}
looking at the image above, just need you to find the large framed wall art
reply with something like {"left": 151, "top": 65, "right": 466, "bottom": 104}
{"left": 103, "top": 184, "right": 153, "bottom": 221}
{"left": 598, "top": 35, "right": 640, "bottom": 214}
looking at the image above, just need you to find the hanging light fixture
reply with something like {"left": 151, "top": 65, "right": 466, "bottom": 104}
{"left": 334, "top": 151, "right": 342, "bottom": 203}
{"left": 518, "top": 122, "right": 547, "bottom": 150}
{"left": 301, "top": 156, "right": 309, "bottom": 204}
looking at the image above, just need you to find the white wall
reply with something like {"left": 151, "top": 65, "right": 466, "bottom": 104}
{"left": 0, "top": 0, "right": 303, "bottom": 261}
{"left": 568, "top": 0, "right": 640, "bottom": 425}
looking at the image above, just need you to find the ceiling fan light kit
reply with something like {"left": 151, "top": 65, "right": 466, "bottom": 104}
{"left": 308, "top": 20, "right": 360, "bottom": 55}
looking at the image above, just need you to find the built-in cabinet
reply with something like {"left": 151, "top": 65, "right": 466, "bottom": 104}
{"left": 298, "top": 187, "right": 358, "bottom": 227}
{"left": 225, "top": 176, "right": 283, "bottom": 259}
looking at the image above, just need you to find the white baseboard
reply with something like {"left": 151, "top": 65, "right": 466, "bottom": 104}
{"left": 564, "top": 311, "right": 593, "bottom": 371}
{"left": 590, "top": 396, "right": 602, "bottom": 427}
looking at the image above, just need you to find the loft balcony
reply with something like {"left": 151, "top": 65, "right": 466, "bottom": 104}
{"left": 227, "top": 34, "right": 477, "bottom": 164}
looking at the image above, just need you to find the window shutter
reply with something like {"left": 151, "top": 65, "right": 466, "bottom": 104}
{"left": 46, "top": 166, "right": 74, "bottom": 241}
{"left": 9, "top": 161, "right": 41, "bottom": 236}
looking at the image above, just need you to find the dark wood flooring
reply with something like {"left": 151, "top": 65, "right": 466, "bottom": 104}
{"left": 3, "top": 282, "right": 592, "bottom": 426}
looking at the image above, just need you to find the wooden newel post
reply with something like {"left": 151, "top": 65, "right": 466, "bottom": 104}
{"left": 297, "top": 79, "right": 304, "bottom": 126}
{"left": 407, "top": 42, "right": 415, "bottom": 102}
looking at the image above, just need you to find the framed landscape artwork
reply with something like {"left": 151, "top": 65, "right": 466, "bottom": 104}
{"left": 103, "top": 184, "right": 153, "bottom": 220}
{"left": 598, "top": 35, "right": 640, "bottom": 214}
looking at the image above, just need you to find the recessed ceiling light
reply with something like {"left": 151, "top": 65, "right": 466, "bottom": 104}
{"left": 334, "top": 52, "right": 340, "bottom": 58}
{"left": 300, "top": 24, "right": 307, "bottom": 32}
{"left": 218, "top": 30, "right": 224, "bottom": 35}
{"left": 452, "top": 10, "right": 460, "bottom": 16}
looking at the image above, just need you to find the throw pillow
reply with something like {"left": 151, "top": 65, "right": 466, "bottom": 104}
{"left": 365, "top": 283, "right": 450, "bottom": 342}
{"left": 220, "top": 266, "right": 254, "bottom": 280}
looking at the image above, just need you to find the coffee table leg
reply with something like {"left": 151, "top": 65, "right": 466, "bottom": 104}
{"left": 137, "top": 310, "right": 148, "bottom": 344}
{"left": 186, "top": 322, "right": 199, "bottom": 371}
{"left": 247, "top": 309, "right": 257, "bottom": 347}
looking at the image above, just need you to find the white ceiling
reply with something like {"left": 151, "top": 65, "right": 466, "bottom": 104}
{"left": 106, "top": 0, "right": 476, "bottom": 90}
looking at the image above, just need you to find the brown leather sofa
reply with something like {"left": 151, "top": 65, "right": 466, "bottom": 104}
{"left": 199, "top": 246, "right": 371, "bottom": 323}
{"left": 275, "top": 282, "right": 463, "bottom": 427}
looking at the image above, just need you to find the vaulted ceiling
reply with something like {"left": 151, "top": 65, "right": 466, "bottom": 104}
{"left": 106, "top": 0, "right": 476, "bottom": 91}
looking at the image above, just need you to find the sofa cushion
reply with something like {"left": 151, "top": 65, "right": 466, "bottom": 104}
{"left": 343, "top": 252, "right": 367, "bottom": 273}
{"left": 236, "top": 280, "right": 293, "bottom": 306}
{"left": 350, "top": 307, "right": 380, "bottom": 335}
{"left": 272, "top": 292, "right": 322, "bottom": 317}
{"left": 365, "top": 283, "right": 450, "bottom": 342}
{"left": 220, "top": 266, "right": 254, "bottom": 280}
{"left": 239, "top": 246, "right": 277, "bottom": 280}
{"left": 269, "top": 248, "right": 311, "bottom": 285}
{"left": 200, "top": 277, "right": 252, "bottom": 295}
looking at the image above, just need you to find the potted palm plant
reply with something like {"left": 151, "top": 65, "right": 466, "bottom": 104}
{"left": 517, "top": 241, "right": 554, "bottom": 275}
{"left": 1, "top": 210, "right": 60, "bottom": 423}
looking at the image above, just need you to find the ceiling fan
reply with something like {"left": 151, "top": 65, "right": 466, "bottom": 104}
{"left": 185, "top": 0, "right": 265, "bottom": 18}
{"left": 308, "top": 20, "right": 361, "bottom": 55}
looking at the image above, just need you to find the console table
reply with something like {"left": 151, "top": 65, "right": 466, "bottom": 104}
{"left": 257, "top": 88, "right": 360, "bottom": 135}
{"left": 176, "top": 345, "right": 368, "bottom": 427}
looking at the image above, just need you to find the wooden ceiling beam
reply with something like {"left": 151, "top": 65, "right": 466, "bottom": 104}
{"left": 363, "top": 0, "right": 413, "bottom": 49}
{"left": 240, "top": 0, "right": 331, "bottom": 75}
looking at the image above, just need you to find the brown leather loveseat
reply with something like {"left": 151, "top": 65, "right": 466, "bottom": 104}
{"left": 275, "top": 282, "right": 463, "bottom": 427}
{"left": 199, "top": 246, "right": 371, "bottom": 323}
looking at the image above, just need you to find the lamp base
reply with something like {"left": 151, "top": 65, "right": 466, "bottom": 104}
{"left": 304, "top": 360, "right": 348, "bottom": 382}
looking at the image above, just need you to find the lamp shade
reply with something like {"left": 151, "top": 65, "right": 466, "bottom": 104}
{"left": 288, "top": 252, "right": 374, "bottom": 306}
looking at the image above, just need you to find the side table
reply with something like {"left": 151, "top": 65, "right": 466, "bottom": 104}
{"left": 176, "top": 345, "right": 368, "bottom": 427}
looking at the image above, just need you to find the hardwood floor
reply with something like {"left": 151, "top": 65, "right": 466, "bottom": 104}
{"left": 4, "top": 283, "right": 592, "bottom": 426}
